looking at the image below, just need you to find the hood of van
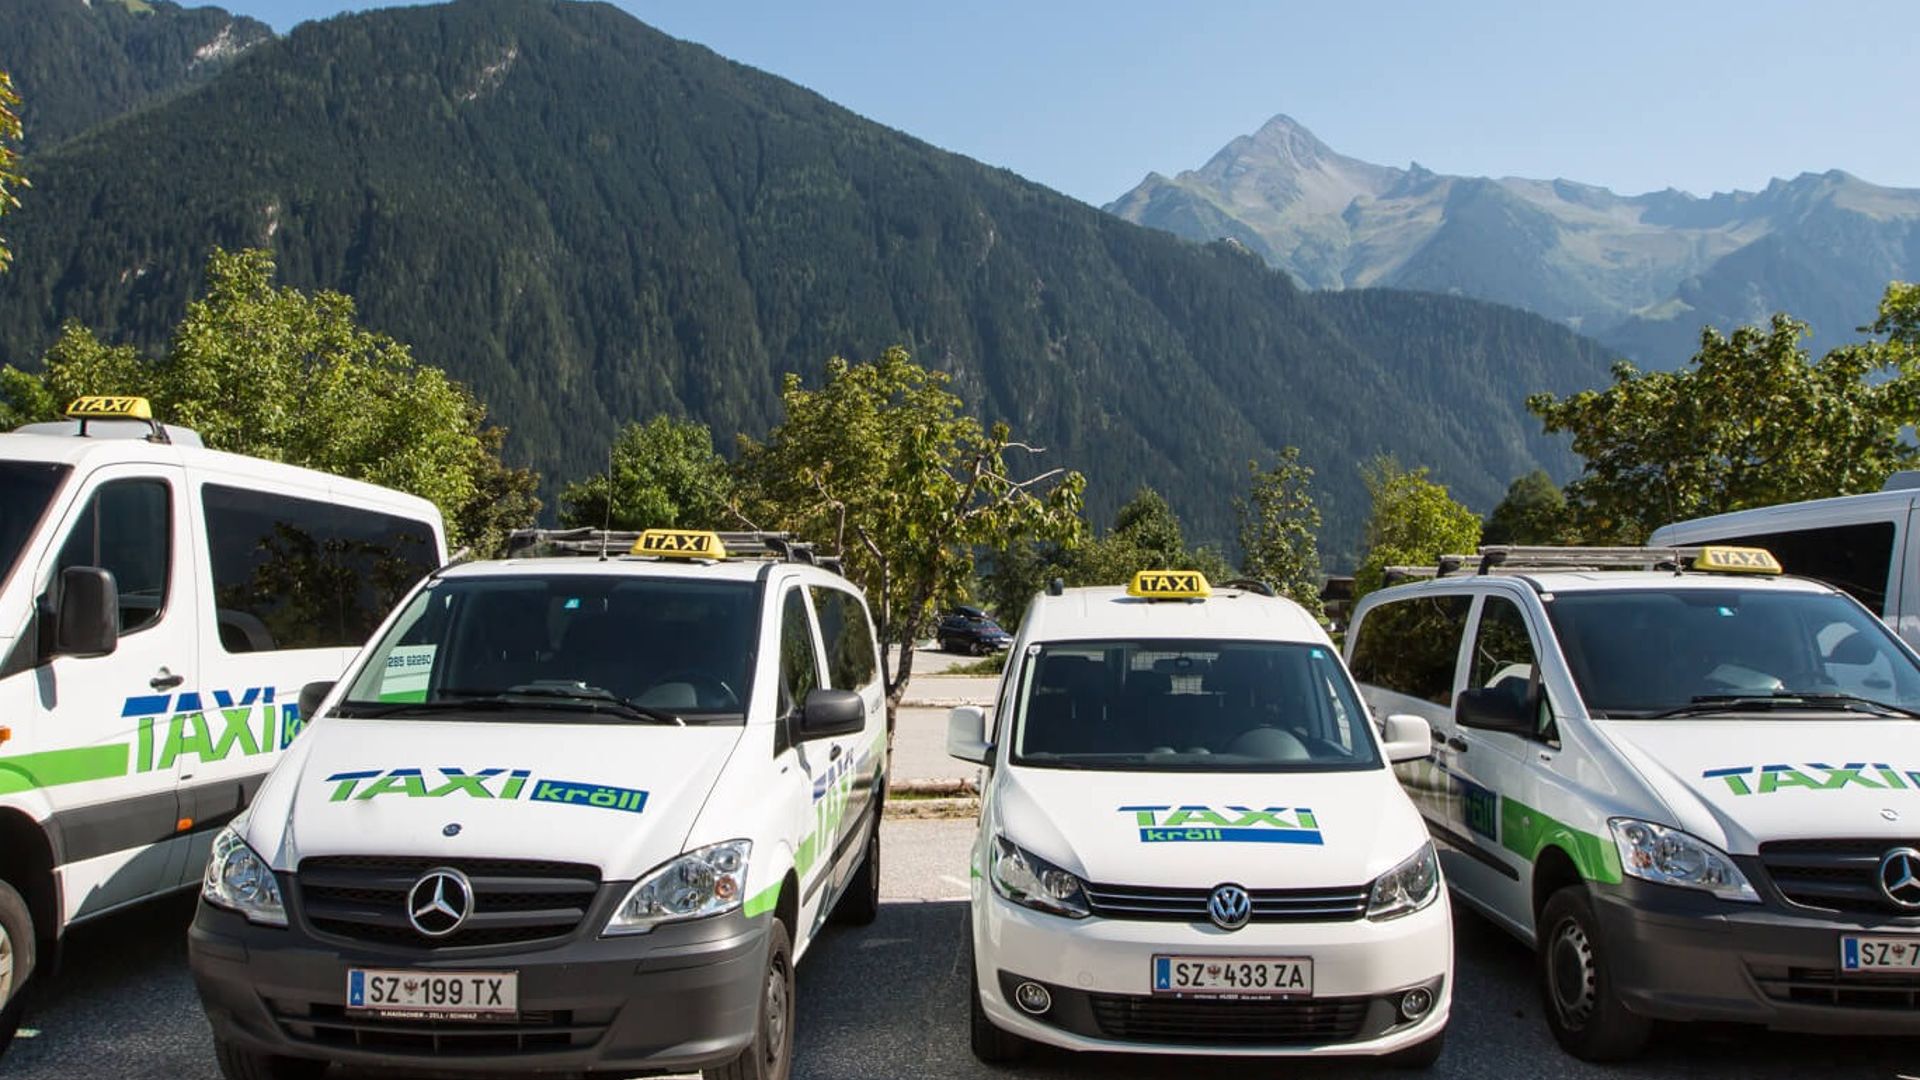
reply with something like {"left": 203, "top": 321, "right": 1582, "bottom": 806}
{"left": 992, "top": 765, "right": 1426, "bottom": 890}
{"left": 251, "top": 717, "right": 743, "bottom": 880}
{"left": 1598, "top": 718, "right": 1920, "bottom": 852}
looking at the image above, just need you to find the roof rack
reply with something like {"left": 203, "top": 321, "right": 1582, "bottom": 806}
{"left": 503, "top": 528, "right": 844, "bottom": 574}
{"left": 1386, "top": 544, "right": 1776, "bottom": 582}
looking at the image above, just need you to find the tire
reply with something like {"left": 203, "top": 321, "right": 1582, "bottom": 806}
{"left": 1385, "top": 1026, "right": 1446, "bottom": 1069}
{"left": 0, "top": 879, "right": 34, "bottom": 1058}
{"left": 832, "top": 819, "right": 881, "bottom": 926}
{"left": 967, "top": 934, "right": 1028, "bottom": 1064}
{"left": 212, "top": 1039, "right": 329, "bottom": 1080}
{"left": 1537, "top": 885, "right": 1652, "bottom": 1061}
{"left": 706, "top": 918, "right": 794, "bottom": 1080}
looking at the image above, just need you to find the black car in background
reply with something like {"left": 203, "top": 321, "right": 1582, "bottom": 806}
{"left": 936, "top": 605, "right": 1012, "bottom": 654}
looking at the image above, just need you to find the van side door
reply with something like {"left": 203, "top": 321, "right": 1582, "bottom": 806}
{"left": 28, "top": 465, "right": 197, "bottom": 922}
{"left": 775, "top": 585, "right": 839, "bottom": 937}
{"left": 810, "top": 585, "right": 885, "bottom": 897}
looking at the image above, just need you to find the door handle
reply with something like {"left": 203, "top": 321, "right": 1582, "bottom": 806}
{"left": 829, "top": 744, "right": 843, "bottom": 761}
{"left": 150, "top": 669, "right": 185, "bottom": 691}
{"left": 1446, "top": 735, "right": 1469, "bottom": 753}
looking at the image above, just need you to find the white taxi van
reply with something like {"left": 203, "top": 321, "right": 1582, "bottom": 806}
{"left": 949, "top": 571, "right": 1450, "bottom": 1068}
{"left": 0, "top": 397, "right": 444, "bottom": 1054}
{"left": 189, "top": 528, "right": 887, "bottom": 1080}
{"left": 1347, "top": 545, "right": 1920, "bottom": 1060}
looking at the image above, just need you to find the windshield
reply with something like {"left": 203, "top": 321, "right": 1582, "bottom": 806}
{"left": 1545, "top": 587, "right": 1920, "bottom": 718}
{"left": 339, "top": 574, "right": 759, "bottom": 721}
{"left": 1009, "top": 639, "right": 1382, "bottom": 772}
{"left": 0, "top": 462, "right": 70, "bottom": 594}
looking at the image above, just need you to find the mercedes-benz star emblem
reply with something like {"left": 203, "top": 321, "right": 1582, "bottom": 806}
{"left": 1883, "top": 808, "right": 1901, "bottom": 823}
{"left": 1207, "top": 883, "right": 1252, "bottom": 931}
{"left": 443, "top": 822, "right": 463, "bottom": 837}
{"left": 407, "top": 867, "right": 474, "bottom": 937}
{"left": 1878, "top": 848, "right": 1920, "bottom": 910}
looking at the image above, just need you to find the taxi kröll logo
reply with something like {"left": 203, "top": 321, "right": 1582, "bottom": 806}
{"left": 1119, "top": 805, "right": 1323, "bottom": 845}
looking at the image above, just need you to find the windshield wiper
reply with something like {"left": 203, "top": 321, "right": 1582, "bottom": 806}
{"left": 334, "top": 686, "right": 684, "bottom": 725}
{"left": 1648, "top": 692, "right": 1920, "bottom": 720}
{"left": 493, "top": 684, "right": 685, "bottom": 725}
{"left": 330, "top": 697, "right": 526, "bottom": 719}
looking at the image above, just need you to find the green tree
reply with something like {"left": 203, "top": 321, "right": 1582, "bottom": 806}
{"left": 979, "top": 487, "right": 1234, "bottom": 619}
{"left": 736, "top": 346, "right": 1084, "bottom": 719}
{"left": 1528, "top": 288, "right": 1920, "bottom": 542}
{"left": 0, "top": 71, "right": 24, "bottom": 274}
{"left": 1353, "top": 457, "right": 1482, "bottom": 597}
{"left": 1481, "top": 469, "right": 1571, "bottom": 546}
{"left": 1235, "top": 447, "right": 1324, "bottom": 617}
{"left": 10, "top": 248, "right": 538, "bottom": 546}
{"left": 559, "top": 415, "right": 733, "bottom": 531}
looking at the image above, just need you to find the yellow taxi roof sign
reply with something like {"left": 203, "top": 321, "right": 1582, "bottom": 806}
{"left": 65, "top": 396, "right": 153, "bottom": 421}
{"left": 632, "top": 529, "right": 728, "bottom": 560}
{"left": 1694, "top": 545, "right": 1782, "bottom": 575}
{"left": 1127, "top": 569, "right": 1210, "bottom": 599}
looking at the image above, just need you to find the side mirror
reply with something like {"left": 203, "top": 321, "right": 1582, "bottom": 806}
{"left": 1380, "top": 713, "right": 1432, "bottom": 764}
{"left": 53, "top": 567, "right": 118, "bottom": 658}
{"left": 1456, "top": 685, "right": 1536, "bottom": 735}
{"left": 299, "top": 680, "right": 336, "bottom": 723}
{"left": 947, "top": 704, "right": 991, "bottom": 765}
{"left": 797, "top": 688, "right": 865, "bottom": 740}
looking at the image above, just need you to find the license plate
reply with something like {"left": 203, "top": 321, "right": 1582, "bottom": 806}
{"left": 1152, "top": 955, "right": 1313, "bottom": 997}
{"left": 347, "top": 969, "right": 518, "bottom": 1019}
{"left": 1841, "top": 936, "right": 1920, "bottom": 972}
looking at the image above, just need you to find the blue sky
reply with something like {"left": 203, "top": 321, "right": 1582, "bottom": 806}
{"left": 223, "top": 0, "right": 1920, "bottom": 206}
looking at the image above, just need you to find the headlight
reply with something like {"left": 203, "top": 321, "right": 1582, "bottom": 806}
{"left": 989, "top": 835, "right": 1088, "bottom": 918}
{"left": 1608, "top": 819, "right": 1759, "bottom": 903}
{"left": 605, "top": 840, "right": 752, "bottom": 935}
{"left": 1367, "top": 842, "right": 1441, "bottom": 920}
{"left": 202, "top": 825, "right": 287, "bottom": 927}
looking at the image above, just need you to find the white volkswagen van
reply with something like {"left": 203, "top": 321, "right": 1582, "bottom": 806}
{"left": 1348, "top": 545, "right": 1920, "bottom": 1060}
{"left": 189, "top": 529, "right": 888, "bottom": 1080}
{"left": 949, "top": 571, "right": 1450, "bottom": 1068}
{"left": 0, "top": 398, "right": 444, "bottom": 1053}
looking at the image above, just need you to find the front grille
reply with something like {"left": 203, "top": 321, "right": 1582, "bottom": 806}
{"left": 1755, "top": 967, "right": 1920, "bottom": 1011}
{"left": 1082, "top": 882, "right": 1368, "bottom": 923}
{"left": 295, "top": 856, "right": 601, "bottom": 949}
{"left": 1758, "top": 839, "right": 1920, "bottom": 916}
{"left": 1087, "top": 993, "right": 1369, "bottom": 1044}
{"left": 269, "top": 999, "right": 612, "bottom": 1055}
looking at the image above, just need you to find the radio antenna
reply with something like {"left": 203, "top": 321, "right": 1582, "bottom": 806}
{"left": 599, "top": 446, "right": 614, "bottom": 562}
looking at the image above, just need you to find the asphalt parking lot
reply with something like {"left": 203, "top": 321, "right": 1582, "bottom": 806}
{"left": 5, "top": 817, "right": 1918, "bottom": 1079}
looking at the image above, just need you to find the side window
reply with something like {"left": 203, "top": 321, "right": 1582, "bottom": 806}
{"left": 1470, "top": 595, "right": 1555, "bottom": 741}
{"left": 1698, "top": 523, "right": 1895, "bottom": 614}
{"left": 202, "top": 484, "right": 437, "bottom": 652}
{"left": 810, "top": 586, "right": 878, "bottom": 691}
{"left": 778, "top": 589, "right": 822, "bottom": 713}
{"left": 1349, "top": 594, "right": 1472, "bottom": 705}
{"left": 56, "top": 478, "right": 172, "bottom": 634}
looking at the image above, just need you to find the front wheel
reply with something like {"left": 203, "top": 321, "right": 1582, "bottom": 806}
{"left": 706, "top": 918, "right": 794, "bottom": 1080}
{"left": 0, "top": 879, "right": 34, "bottom": 1058}
{"left": 1538, "top": 886, "right": 1651, "bottom": 1061}
{"left": 213, "top": 1040, "right": 329, "bottom": 1080}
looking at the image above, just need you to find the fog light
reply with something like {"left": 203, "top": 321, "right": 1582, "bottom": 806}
{"left": 1399, "top": 985, "right": 1434, "bottom": 1021}
{"left": 1013, "top": 981, "right": 1052, "bottom": 1014}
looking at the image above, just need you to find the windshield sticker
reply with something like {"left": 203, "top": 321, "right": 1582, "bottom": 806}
{"left": 323, "top": 766, "right": 649, "bottom": 815}
{"left": 378, "top": 645, "right": 437, "bottom": 703}
{"left": 1119, "top": 805, "right": 1323, "bottom": 845}
{"left": 1703, "top": 762, "right": 1915, "bottom": 796}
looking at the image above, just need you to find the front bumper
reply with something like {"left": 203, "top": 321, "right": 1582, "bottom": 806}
{"left": 190, "top": 896, "right": 767, "bottom": 1074}
{"left": 1595, "top": 877, "right": 1920, "bottom": 1034}
{"left": 972, "top": 886, "right": 1451, "bottom": 1056}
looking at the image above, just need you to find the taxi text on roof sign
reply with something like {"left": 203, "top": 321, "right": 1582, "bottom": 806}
{"left": 65, "top": 395, "right": 153, "bottom": 420}
{"left": 1128, "top": 569, "right": 1210, "bottom": 599}
{"left": 632, "top": 529, "right": 728, "bottom": 560}
{"left": 1694, "top": 545, "right": 1782, "bottom": 575}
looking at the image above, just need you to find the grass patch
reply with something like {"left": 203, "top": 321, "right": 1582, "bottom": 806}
{"left": 942, "top": 653, "right": 1007, "bottom": 676}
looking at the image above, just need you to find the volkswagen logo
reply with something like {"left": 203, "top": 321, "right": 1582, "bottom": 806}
{"left": 1207, "top": 883, "right": 1252, "bottom": 931}
{"left": 1878, "top": 848, "right": 1920, "bottom": 910}
{"left": 407, "top": 867, "right": 475, "bottom": 937}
